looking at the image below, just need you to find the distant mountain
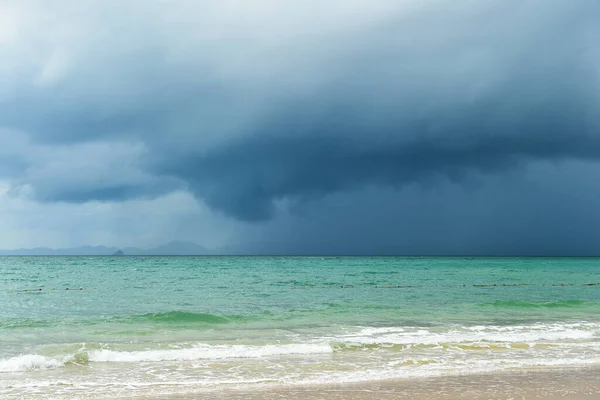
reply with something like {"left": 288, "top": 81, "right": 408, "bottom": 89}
{"left": 0, "top": 246, "right": 118, "bottom": 256}
{"left": 0, "top": 241, "right": 210, "bottom": 256}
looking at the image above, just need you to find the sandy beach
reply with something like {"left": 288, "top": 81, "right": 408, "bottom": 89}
{"left": 138, "top": 367, "right": 600, "bottom": 400}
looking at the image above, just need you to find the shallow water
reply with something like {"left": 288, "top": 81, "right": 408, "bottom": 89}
{"left": 1, "top": 256, "right": 600, "bottom": 399}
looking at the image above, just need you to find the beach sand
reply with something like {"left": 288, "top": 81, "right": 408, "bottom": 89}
{"left": 134, "top": 367, "right": 600, "bottom": 400}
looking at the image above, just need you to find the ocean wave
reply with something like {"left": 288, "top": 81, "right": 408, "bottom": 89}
{"left": 128, "top": 311, "right": 245, "bottom": 324}
{"left": 2, "top": 322, "right": 599, "bottom": 374}
{"left": 0, "top": 343, "right": 332, "bottom": 372}
{"left": 330, "top": 342, "right": 557, "bottom": 352}
{"left": 332, "top": 322, "right": 599, "bottom": 345}
{"left": 482, "top": 300, "right": 589, "bottom": 309}
{"left": 89, "top": 343, "right": 332, "bottom": 362}
{"left": 0, "top": 354, "right": 64, "bottom": 372}
{"left": 0, "top": 311, "right": 260, "bottom": 330}
{"left": 4, "top": 356, "right": 600, "bottom": 399}
{"left": 0, "top": 318, "right": 52, "bottom": 329}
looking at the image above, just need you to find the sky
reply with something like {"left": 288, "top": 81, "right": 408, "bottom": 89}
{"left": 1, "top": 0, "right": 600, "bottom": 255}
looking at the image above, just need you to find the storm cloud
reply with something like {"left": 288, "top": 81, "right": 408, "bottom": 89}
{"left": 1, "top": 0, "right": 600, "bottom": 252}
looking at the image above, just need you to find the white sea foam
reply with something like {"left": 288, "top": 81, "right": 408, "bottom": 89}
{"left": 289, "top": 356, "right": 600, "bottom": 386}
{"left": 0, "top": 354, "right": 63, "bottom": 372}
{"left": 2, "top": 320, "right": 600, "bottom": 398}
{"left": 333, "top": 322, "right": 599, "bottom": 346}
{"left": 4, "top": 355, "right": 600, "bottom": 394}
{"left": 0, "top": 343, "right": 333, "bottom": 373}
{"left": 88, "top": 343, "right": 333, "bottom": 363}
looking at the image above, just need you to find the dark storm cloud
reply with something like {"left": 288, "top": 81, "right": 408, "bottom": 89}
{"left": 165, "top": 121, "right": 600, "bottom": 222}
{"left": 159, "top": 14, "right": 600, "bottom": 222}
{"left": 248, "top": 160, "right": 600, "bottom": 256}
{"left": 2, "top": 0, "right": 600, "bottom": 223}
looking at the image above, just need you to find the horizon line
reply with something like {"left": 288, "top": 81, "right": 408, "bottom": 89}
{"left": 1, "top": 254, "right": 600, "bottom": 258}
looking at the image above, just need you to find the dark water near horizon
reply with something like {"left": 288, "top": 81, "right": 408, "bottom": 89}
{"left": 1, "top": 256, "right": 600, "bottom": 399}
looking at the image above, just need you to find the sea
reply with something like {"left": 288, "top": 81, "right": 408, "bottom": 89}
{"left": 1, "top": 256, "right": 599, "bottom": 399}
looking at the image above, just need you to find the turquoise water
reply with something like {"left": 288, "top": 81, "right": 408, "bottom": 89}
{"left": 1, "top": 256, "right": 600, "bottom": 399}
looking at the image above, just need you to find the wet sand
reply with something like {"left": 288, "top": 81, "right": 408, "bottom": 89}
{"left": 138, "top": 367, "right": 600, "bottom": 400}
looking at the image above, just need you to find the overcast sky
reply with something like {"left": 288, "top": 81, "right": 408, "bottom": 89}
{"left": 1, "top": 0, "right": 600, "bottom": 255}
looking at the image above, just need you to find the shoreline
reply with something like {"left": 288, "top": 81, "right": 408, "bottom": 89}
{"left": 130, "top": 367, "right": 600, "bottom": 400}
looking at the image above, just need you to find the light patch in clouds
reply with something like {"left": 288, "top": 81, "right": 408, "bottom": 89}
{"left": 2, "top": 134, "right": 182, "bottom": 203}
{"left": 0, "top": 185, "right": 239, "bottom": 249}
{"left": 0, "top": 181, "right": 69, "bottom": 249}
{"left": 16, "top": 140, "right": 154, "bottom": 202}
{"left": 0, "top": 8, "right": 18, "bottom": 45}
{"left": 35, "top": 49, "right": 69, "bottom": 86}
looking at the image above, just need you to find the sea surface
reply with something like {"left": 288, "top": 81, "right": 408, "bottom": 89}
{"left": 1, "top": 256, "right": 599, "bottom": 399}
